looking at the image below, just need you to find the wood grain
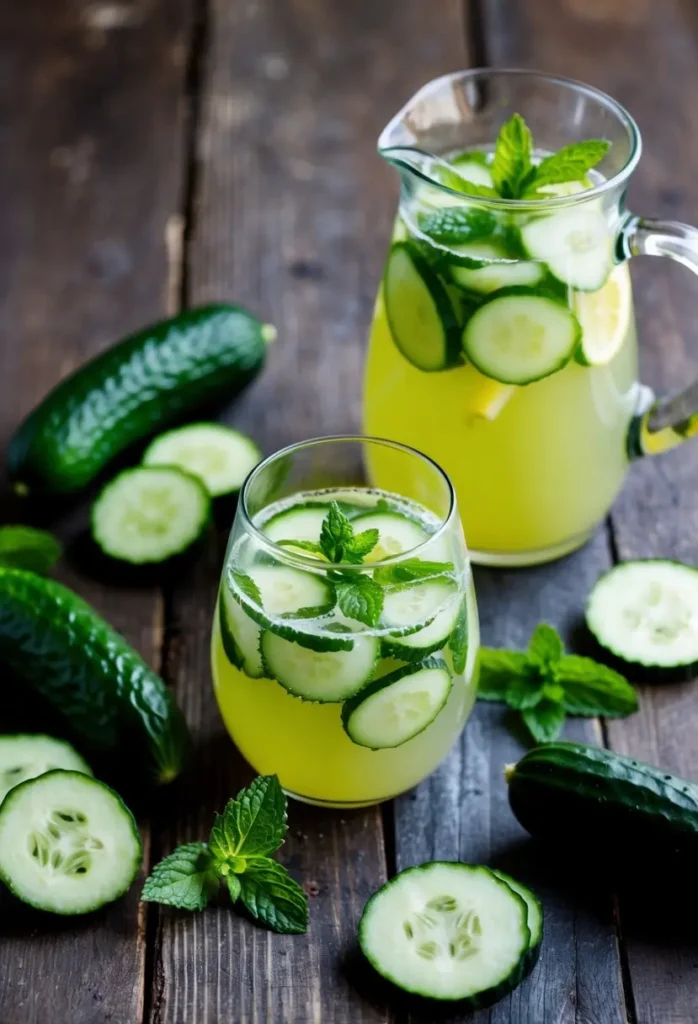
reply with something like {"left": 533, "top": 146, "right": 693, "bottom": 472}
{"left": 475, "top": 0, "right": 698, "bottom": 1020}
{"left": 0, "top": 0, "right": 191, "bottom": 1021}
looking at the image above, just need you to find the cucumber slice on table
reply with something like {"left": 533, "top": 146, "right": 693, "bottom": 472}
{"left": 261, "top": 631, "right": 379, "bottom": 702}
{"left": 384, "top": 243, "right": 461, "bottom": 371}
{"left": 358, "top": 862, "right": 531, "bottom": 1005}
{"left": 351, "top": 511, "right": 430, "bottom": 562}
{"left": 342, "top": 658, "right": 452, "bottom": 749}
{"left": 0, "top": 735, "right": 92, "bottom": 807}
{"left": 462, "top": 291, "right": 581, "bottom": 385}
{"left": 382, "top": 581, "right": 463, "bottom": 659}
{"left": 586, "top": 560, "right": 698, "bottom": 670}
{"left": 0, "top": 770, "right": 141, "bottom": 915}
{"left": 0, "top": 568, "right": 190, "bottom": 784}
{"left": 521, "top": 208, "right": 611, "bottom": 291}
{"left": 143, "top": 423, "right": 261, "bottom": 497}
{"left": 446, "top": 242, "right": 544, "bottom": 294}
{"left": 491, "top": 870, "right": 543, "bottom": 972}
{"left": 219, "top": 586, "right": 265, "bottom": 678}
{"left": 92, "top": 466, "right": 211, "bottom": 564}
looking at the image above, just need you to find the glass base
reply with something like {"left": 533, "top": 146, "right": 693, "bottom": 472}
{"left": 283, "top": 788, "right": 397, "bottom": 809}
{"left": 469, "top": 527, "right": 595, "bottom": 568}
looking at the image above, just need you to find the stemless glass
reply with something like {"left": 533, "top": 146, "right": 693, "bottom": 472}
{"left": 211, "top": 436, "right": 479, "bottom": 808}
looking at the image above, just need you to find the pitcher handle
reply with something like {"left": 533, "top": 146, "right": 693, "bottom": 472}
{"left": 621, "top": 216, "right": 698, "bottom": 457}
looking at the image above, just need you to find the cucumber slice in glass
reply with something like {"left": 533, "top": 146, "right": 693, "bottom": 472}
{"left": 358, "top": 862, "right": 531, "bottom": 1004}
{"left": 0, "top": 735, "right": 92, "bottom": 807}
{"left": 447, "top": 242, "right": 544, "bottom": 294}
{"left": 382, "top": 580, "right": 462, "bottom": 659}
{"left": 586, "top": 560, "right": 698, "bottom": 670}
{"left": 521, "top": 207, "right": 611, "bottom": 291}
{"left": 351, "top": 510, "right": 430, "bottom": 562}
{"left": 0, "top": 770, "right": 142, "bottom": 915}
{"left": 219, "top": 587, "right": 265, "bottom": 678}
{"left": 342, "top": 657, "right": 452, "bottom": 749}
{"left": 462, "top": 291, "right": 581, "bottom": 385}
{"left": 143, "top": 423, "right": 261, "bottom": 497}
{"left": 384, "top": 243, "right": 461, "bottom": 371}
{"left": 261, "top": 504, "right": 329, "bottom": 546}
{"left": 261, "top": 631, "right": 379, "bottom": 702}
{"left": 91, "top": 466, "right": 211, "bottom": 564}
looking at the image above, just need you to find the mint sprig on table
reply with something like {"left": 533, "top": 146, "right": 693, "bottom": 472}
{"left": 449, "top": 112, "right": 610, "bottom": 201}
{"left": 478, "top": 623, "right": 638, "bottom": 744}
{"left": 142, "top": 775, "right": 308, "bottom": 934}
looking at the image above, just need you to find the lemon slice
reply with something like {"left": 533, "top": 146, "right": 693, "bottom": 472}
{"left": 461, "top": 363, "right": 516, "bottom": 421}
{"left": 573, "top": 264, "right": 632, "bottom": 366}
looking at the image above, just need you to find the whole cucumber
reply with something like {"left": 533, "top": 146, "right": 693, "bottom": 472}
{"left": 8, "top": 304, "right": 275, "bottom": 495}
{"left": 0, "top": 567, "right": 190, "bottom": 784}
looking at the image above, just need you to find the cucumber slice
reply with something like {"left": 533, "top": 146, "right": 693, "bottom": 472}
{"left": 447, "top": 242, "right": 544, "bottom": 294}
{"left": 358, "top": 862, "right": 530, "bottom": 1004}
{"left": 521, "top": 208, "right": 611, "bottom": 291}
{"left": 342, "top": 658, "right": 452, "bottom": 749}
{"left": 143, "top": 423, "right": 261, "bottom": 497}
{"left": 92, "top": 466, "right": 211, "bottom": 564}
{"left": 260, "top": 631, "right": 379, "bottom": 702}
{"left": 351, "top": 511, "right": 430, "bottom": 563}
{"left": 0, "top": 735, "right": 92, "bottom": 807}
{"left": 382, "top": 581, "right": 462, "bottom": 659}
{"left": 384, "top": 243, "right": 461, "bottom": 371}
{"left": 462, "top": 291, "right": 580, "bottom": 385}
{"left": 0, "top": 770, "right": 142, "bottom": 915}
{"left": 261, "top": 504, "right": 329, "bottom": 545}
{"left": 219, "top": 587, "right": 264, "bottom": 678}
{"left": 448, "top": 157, "right": 495, "bottom": 190}
{"left": 586, "top": 560, "right": 698, "bottom": 670}
{"left": 491, "top": 870, "right": 543, "bottom": 950}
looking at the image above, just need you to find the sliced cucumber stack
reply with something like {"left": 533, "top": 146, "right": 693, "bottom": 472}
{"left": 586, "top": 560, "right": 698, "bottom": 670}
{"left": 462, "top": 291, "right": 581, "bottom": 385}
{"left": 0, "top": 735, "right": 92, "bottom": 807}
{"left": 358, "top": 862, "right": 531, "bottom": 1005}
{"left": 143, "top": 423, "right": 261, "bottom": 497}
{"left": 446, "top": 242, "right": 544, "bottom": 294}
{"left": 342, "top": 658, "right": 452, "bottom": 749}
{"left": 521, "top": 207, "right": 611, "bottom": 291}
{"left": 92, "top": 466, "right": 211, "bottom": 564}
{"left": 219, "top": 586, "right": 265, "bottom": 678}
{"left": 383, "top": 244, "right": 461, "bottom": 371}
{"left": 261, "top": 631, "right": 379, "bottom": 702}
{"left": 0, "top": 770, "right": 142, "bottom": 915}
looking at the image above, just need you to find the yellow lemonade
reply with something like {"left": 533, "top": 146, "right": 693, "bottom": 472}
{"left": 211, "top": 483, "right": 479, "bottom": 807}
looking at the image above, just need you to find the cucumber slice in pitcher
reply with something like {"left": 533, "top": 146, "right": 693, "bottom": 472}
{"left": 446, "top": 242, "right": 544, "bottom": 294}
{"left": 462, "top": 290, "right": 581, "bottom": 385}
{"left": 384, "top": 243, "right": 461, "bottom": 371}
{"left": 358, "top": 862, "right": 531, "bottom": 1004}
{"left": 342, "top": 658, "right": 452, "bottom": 749}
{"left": 521, "top": 207, "right": 611, "bottom": 291}
{"left": 91, "top": 466, "right": 211, "bottom": 564}
{"left": 0, "top": 770, "right": 142, "bottom": 915}
{"left": 143, "top": 423, "right": 261, "bottom": 497}
{"left": 0, "top": 735, "right": 92, "bottom": 807}
{"left": 260, "top": 631, "right": 379, "bottom": 702}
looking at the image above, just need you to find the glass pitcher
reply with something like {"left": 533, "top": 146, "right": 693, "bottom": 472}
{"left": 363, "top": 69, "right": 698, "bottom": 566}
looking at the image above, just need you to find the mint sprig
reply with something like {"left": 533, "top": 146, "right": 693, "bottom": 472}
{"left": 491, "top": 113, "right": 533, "bottom": 199}
{"left": 478, "top": 623, "right": 638, "bottom": 745}
{"left": 142, "top": 775, "right": 308, "bottom": 934}
{"left": 0, "top": 525, "right": 62, "bottom": 575}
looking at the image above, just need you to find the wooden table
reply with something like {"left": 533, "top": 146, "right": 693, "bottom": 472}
{"left": 2, "top": 1, "right": 698, "bottom": 1021}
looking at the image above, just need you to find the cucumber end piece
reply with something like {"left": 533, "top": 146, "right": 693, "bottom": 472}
{"left": 503, "top": 763, "right": 516, "bottom": 783}
{"left": 261, "top": 323, "right": 277, "bottom": 344}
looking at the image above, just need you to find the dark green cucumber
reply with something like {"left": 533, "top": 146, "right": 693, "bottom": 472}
{"left": 8, "top": 304, "right": 275, "bottom": 495}
{"left": 506, "top": 741, "right": 698, "bottom": 860}
{"left": 0, "top": 568, "right": 190, "bottom": 783}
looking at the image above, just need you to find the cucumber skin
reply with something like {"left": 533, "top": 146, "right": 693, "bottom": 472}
{"left": 0, "top": 569, "right": 190, "bottom": 784}
{"left": 8, "top": 304, "right": 270, "bottom": 495}
{"left": 0, "top": 769, "right": 142, "bottom": 915}
{"left": 507, "top": 742, "right": 698, "bottom": 859}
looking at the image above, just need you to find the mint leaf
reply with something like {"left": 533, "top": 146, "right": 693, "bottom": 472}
{"left": 373, "top": 558, "right": 455, "bottom": 585}
{"left": 528, "top": 623, "right": 564, "bottom": 671}
{"left": 209, "top": 775, "right": 287, "bottom": 861}
{"left": 350, "top": 529, "right": 380, "bottom": 560}
{"left": 435, "top": 164, "right": 499, "bottom": 198}
{"left": 231, "top": 570, "right": 262, "bottom": 606}
{"left": 238, "top": 859, "right": 308, "bottom": 934}
{"left": 491, "top": 113, "right": 533, "bottom": 199}
{"left": 319, "top": 502, "right": 378, "bottom": 564}
{"left": 553, "top": 655, "right": 638, "bottom": 717}
{"left": 335, "top": 573, "right": 383, "bottom": 627}
{"left": 142, "top": 842, "right": 219, "bottom": 911}
{"left": 0, "top": 526, "right": 62, "bottom": 575}
{"left": 523, "top": 139, "right": 609, "bottom": 196}
{"left": 477, "top": 648, "right": 530, "bottom": 702}
{"left": 506, "top": 674, "right": 545, "bottom": 710}
{"left": 227, "top": 874, "right": 242, "bottom": 902}
{"left": 419, "top": 206, "right": 497, "bottom": 245}
{"left": 449, "top": 604, "right": 468, "bottom": 675}
{"left": 277, "top": 539, "right": 325, "bottom": 557}
{"left": 522, "top": 699, "right": 566, "bottom": 744}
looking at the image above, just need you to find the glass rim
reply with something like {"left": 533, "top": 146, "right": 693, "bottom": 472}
{"left": 239, "top": 434, "right": 460, "bottom": 571}
{"left": 379, "top": 67, "right": 642, "bottom": 210}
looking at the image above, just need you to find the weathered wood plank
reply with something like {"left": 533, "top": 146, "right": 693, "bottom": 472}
{"left": 476, "top": 0, "right": 698, "bottom": 1020}
{"left": 149, "top": 1, "right": 467, "bottom": 1021}
{"left": 0, "top": 1, "right": 191, "bottom": 1021}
